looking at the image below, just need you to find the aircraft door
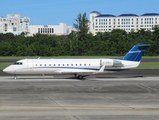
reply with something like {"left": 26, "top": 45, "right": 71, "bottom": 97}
{"left": 27, "top": 59, "right": 34, "bottom": 72}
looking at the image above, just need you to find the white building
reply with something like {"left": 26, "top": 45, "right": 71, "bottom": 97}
{"left": 28, "top": 23, "right": 72, "bottom": 36}
{"left": 90, "top": 11, "right": 159, "bottom": 35}
{"left": 0, "top": 14, "right": 73, "bottom": 36}
{"left": 0, "top": 14, "right": 30, "bottom": 35}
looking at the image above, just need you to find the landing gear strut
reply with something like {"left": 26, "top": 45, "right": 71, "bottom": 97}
{"left": 14, "top": 74, "right": 17, "bottom": 79}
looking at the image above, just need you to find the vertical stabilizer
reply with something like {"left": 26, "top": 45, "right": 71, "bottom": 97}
{"left": 118, "top": 43, "right": 150, "bottom": 62}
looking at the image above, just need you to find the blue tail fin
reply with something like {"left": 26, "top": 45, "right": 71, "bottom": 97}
{"left": 118, "top": 43, "right": 150, "bottom": 62}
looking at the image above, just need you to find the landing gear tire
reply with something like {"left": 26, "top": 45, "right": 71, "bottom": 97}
{"left": 77, "top": 75, "right": 83, "bottom": 80}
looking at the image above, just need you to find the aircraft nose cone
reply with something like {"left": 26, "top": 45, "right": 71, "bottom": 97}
{"left": 3, "top": 68, "right": 6, "bottom": 72}
{"left": 3, "top": 68, "right": 8, "bottom": 73}
{"left": 3, "top": 67, "right": 13, "bottom": 74}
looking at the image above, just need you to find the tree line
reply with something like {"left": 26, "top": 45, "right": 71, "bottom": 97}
{"left": 0, "top": 13, "right": 159, "bottom": 56}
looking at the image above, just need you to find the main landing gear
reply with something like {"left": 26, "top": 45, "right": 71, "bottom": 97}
{"left": 77, "top": 75, "right": 83, "bottom": 79}
{"left": 74, "top": 74, "right": 84, "bottom": 80}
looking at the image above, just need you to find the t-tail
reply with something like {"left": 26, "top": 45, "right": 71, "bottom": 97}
{"left": 118, "top": 43, "right": 151, "bottom": 62}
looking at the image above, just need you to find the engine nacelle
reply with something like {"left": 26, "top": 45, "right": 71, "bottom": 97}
{"left": 113, "top": 60, "right": 123, "bottom": 67}
{"left": 101, "top": 59, "right": 123, "bottom": 67}
{"left": 101, "top": 59, "right": 113, "bottom": 67}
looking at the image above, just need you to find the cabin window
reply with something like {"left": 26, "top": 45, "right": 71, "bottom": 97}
{"left": 49, "top": 64, "right": 51, "bottom": 66}
{"left": 58, "top": 64, "right": 60, "bottom": 66}
{"left": 67, "top": 64, "right": 69, "bottom": 66}
{"left": 40, "top": 64, "right": 42, "bottom": 66}
{"left": 76, "top": 64, "right": 77, "bottom": 66}
{"left": 63, "top": 64, "right": 64, "bottom": 66}
{"left": 84, "top": 64, "right": 86, "bottom": 66}
{"left": 45, "top": 64, "right": 46, "bottom": 66}
{"left": 54, "top": 64, "right": 56, "bottom": 66}
{"left": 80, "top": 64, "right": 82, "bottom": 66}
{"left": 71, "top": 64, "right": 73, "bottom": 66}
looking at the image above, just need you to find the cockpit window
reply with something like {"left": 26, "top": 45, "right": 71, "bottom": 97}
{"left": 13, "top": 62, "right": 23, "bottom": 65}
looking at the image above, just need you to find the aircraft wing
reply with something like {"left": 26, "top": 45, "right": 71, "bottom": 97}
{"left": 93, "top": 62, "right": 106, "bottom": 74}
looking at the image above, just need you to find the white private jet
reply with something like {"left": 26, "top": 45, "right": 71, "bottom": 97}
{"left": 3, "top": 43, "right": 150, "bottom": 79}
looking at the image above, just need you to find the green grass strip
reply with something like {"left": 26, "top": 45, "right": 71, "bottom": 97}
{"left": 0, "top": 56, "right": 159, "bottom": 59}
{"left": 0, "top": 63, "right": 12, "bottom": 70}
{"left": 136, "top": 62, "right": 159, "bottom": 69}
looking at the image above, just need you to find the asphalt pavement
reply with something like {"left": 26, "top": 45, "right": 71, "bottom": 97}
{"left": 0, "top": 76, "right": 159, "bottom": 120}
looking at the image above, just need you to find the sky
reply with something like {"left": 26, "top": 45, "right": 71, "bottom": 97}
{"left": 0, "top": 0, "right": 159, "bottom": 26}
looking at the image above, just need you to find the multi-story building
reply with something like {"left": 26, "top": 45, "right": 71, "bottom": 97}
{"left": 90, "top": 11, "right": 159, "bottom": 35}
{"left": 0, "top": 14, "right": 30, "bottom": 35}
{"left": 28, "top": 23, "right": 72, "bottom": 36}
{"left": 0, "top": 14, "right": 72, "bottom": 36}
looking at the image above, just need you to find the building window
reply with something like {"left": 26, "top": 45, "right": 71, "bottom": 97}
{"left": 47, "top": 28, "right": 49, "bottom": 33}
{"left": 45, "top": 28, "right": 47, "bottom": 33}
{"left": 38, "top": 28, "right": 40, "bottom": 33}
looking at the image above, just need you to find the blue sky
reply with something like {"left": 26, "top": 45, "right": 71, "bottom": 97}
{"left": 0, "top": 0, "right": 159, "bottom": 26}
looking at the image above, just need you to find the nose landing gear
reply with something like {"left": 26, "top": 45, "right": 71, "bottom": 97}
{"left": 14, "top": 74, "right": 17, "bottom": 79}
